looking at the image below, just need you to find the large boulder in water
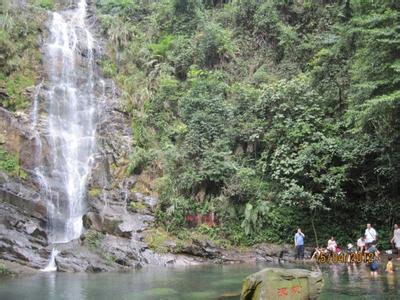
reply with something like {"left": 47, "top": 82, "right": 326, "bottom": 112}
{"left": 241, "top": 268, "right": 323, "bottom": 300}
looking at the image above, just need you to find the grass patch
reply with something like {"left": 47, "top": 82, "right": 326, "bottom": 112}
{"left": 0, "top": 146, "right": 18, "bottom": 174}
{"left": 84, "top": 230, "right": 104, "bottom": 249}
{"left": 100, "top": 58, "right": 117, "bottom": 78}
{"left": 102, "top": 253, "right": 117, "bottom": 264}
{"left": 191, "top": 224, "right": 232, "bottom": 250}
{"left": 32, "top": 0, "right": 55, "bottom": 10}
{"left": 0, "top": 72, "right": 35, "bottom": 110}
{"left": 144, "top": 228, "right": 175, "bottom": 254}
{"left": 0, "top": 146, "right": 26, "bottom": 178}
{"left": 144, "top": 226, "right": 232, "bottom": 254}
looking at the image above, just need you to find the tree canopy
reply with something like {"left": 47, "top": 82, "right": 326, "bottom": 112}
{"left": 91, "top": 0, "right": 400, "bottom": 246}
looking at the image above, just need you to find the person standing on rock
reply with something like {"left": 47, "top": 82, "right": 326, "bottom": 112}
{"left": 294, "top": 228, "right": 305, "bottom": 259}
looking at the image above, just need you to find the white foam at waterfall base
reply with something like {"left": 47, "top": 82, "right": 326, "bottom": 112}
{"left": 40, "top": 248, "right": 59, "bottom": 272}
{"left": 35, "top": 0, "right": 98, "bottom": 244}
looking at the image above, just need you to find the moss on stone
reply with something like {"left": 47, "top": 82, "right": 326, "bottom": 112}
{"left": 131, "top": 182, "right": 151, "bottom": 195}
{"left": 130, "top": 201, "right": 147, "bottom": 213}
{"left": 0, "top": 263, "right": 14, "bottom": 276}
{"left": 88, "top": 187, "right": 101, "bottom": 198}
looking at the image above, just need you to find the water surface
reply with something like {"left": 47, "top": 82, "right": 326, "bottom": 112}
{"left": 1, "top": 263, "right": 399, "bottom": 299}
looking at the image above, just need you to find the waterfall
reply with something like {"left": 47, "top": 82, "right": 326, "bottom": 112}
{"left": 36, "top": 0, "right": 98, "bottom": 244}
{"left": 40, "top": 248, "right": 59, "bottom": 272}
{"left": 30, "top": 80, "right": 43, "bottom": 131}
{"left": 31, "top": 80, "right": 44, "bottom": 167}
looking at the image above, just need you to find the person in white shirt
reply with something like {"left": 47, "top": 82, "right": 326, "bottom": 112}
{"left": 357, "top": 236, "right": 366, "bottom": 252}
{"left": 327, "top": 236, "right": 337, "bottom": 253}
{"left": 390, "top": 223, "right": 400, "bottom": 260}
{"left": 365, "top": 223, "right": 377, "bottom": 248}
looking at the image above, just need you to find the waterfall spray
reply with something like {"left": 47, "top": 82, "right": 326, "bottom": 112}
{"left": 36, "top": 0, "right": 98, "bottom": 247}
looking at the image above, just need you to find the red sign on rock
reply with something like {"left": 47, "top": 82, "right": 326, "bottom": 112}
{"left": 185, "top": 213, "right": 217, "bottom": 227}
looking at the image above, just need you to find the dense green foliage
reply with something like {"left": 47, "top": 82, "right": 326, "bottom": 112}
{"left": 0, "top": 146, "right": 24, "bottom": 177}
{"left": 0, "top": 0, "right": 46, "bottom": 111}
{"left": 96, "top": 0, "right": 400, "bottom": 248}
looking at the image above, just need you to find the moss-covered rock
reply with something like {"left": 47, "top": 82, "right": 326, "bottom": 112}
{"left": 241, "top": 268, "right": 323, "bottom": 300}
{"left": 0, "top": 263, "right": 14, "bottom": 276}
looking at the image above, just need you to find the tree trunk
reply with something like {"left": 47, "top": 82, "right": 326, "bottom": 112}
{"left": 311, "top": 209, "right": 319, "bottom": 247}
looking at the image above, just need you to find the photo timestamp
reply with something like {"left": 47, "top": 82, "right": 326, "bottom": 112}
{"left": 316, "top": 252, "right": 374, "bottom": 264}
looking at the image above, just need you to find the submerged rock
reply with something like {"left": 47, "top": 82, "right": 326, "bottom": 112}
{"left": 241, "top": 268, "right": 323, "bottom": 300}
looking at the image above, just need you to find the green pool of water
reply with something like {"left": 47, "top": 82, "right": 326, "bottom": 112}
{"left": 0, "top": 263, "right": 398, "bottom": 299}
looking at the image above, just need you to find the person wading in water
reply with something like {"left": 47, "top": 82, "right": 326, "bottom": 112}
{"left": 391, "top": 224, "right": 400, "bottom": 260}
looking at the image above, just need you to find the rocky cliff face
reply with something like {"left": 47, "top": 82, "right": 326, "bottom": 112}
{"left": 0, "top": 0, "right": 202, "bottom": 272}
{"left": 0, "top": 101, "right": 298, "bottom": 272}
{"left": 0, "top": 1, "right": 300, "bottom": 273}
{"left": 0, "top": 98, "right": 299, "bottom": 272}
{"left": 0, "top": 105, "right": 50, "bottom": 269}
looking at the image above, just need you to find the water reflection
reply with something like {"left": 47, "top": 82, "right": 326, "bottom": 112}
{"left": 0, "top": 263, "right": 399, "bottom": 300}
{"left": 44, "top": 272, "right": 57, "bottom": 299}
{"left": 386, "top": 273, "right": 396, "bottom": 290}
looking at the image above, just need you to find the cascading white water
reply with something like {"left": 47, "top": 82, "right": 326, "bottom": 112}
{"left": 40, "top": 248, "right": 59, "bottom": 272}
{"left": 36, "top": 0, "right": 98, "bottom": 244}
{"left": 30, "top": 80, "right": 43, "bottom": 131}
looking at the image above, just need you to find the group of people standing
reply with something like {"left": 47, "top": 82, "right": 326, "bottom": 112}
{"left": 355, "top": 223, "right": 379, "bottom": 252}
{"left": 294, "top": 223, "right": 400, "bottom": 275}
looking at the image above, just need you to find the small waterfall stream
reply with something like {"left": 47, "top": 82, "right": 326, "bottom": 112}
{"left": 35, "top": 0, "right": 99, "bottom": 270}
{"left": 40, "top": 248, "right": 59, "bottom": 272}
{"left": 30, "top": 80, "right": 43, "bottom": 131}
